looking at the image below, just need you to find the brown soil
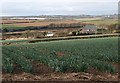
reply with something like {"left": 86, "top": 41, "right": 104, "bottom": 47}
{"left": 2, "top": 72, "right": 119, "bottom": 81}
{"left": 55, "top": 52, "right": 65, "bottom": 56}
{"left": 2, "top": 62, "right": 119, "bottom": 81}
{"left": 32, "top": 62, "right": 54, "bottom": 75}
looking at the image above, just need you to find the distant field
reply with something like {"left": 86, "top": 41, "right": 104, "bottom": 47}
{"left": 1, "top": 19, "right": 118, "bottom": 32}
{"left": 75, "top": 17, "right": 102, "bottom": 21}
{"left": 1, "top": 20, "right": 80, "bottom": 31}
{"left": 1, "top": 24, "right": 25, "bottom": 30}
{"left": 2, "top": 20, "right": 79, "bottom": 27}
{"left": 2, "top": 37, "right": 119, "bottom": 74}
{"left": 75, "top": 19, "right": 117, "bottom": 25}
{"left": 1, "top": 19, "right": 33, "bottom": 24}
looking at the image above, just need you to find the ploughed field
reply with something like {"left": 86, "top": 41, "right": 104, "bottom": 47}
{"left": 2, "top": 37, "right": 119, "bottom": 81}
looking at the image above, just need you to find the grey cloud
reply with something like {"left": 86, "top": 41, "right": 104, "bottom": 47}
{"left": 1, "top": 1, "right": 118, "bottom": 16}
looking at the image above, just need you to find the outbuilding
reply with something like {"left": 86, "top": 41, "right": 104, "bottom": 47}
{"left": 46, "top": 32, "right": 54, "bottom": 37}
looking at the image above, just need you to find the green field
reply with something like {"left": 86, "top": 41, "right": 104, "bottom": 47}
{"left": 79, "top": 19, "right": 117, "bottom": 25}
{"left": 1, "top": 24, "right": 25, "bottom": 30}
{"left": 2, "top": 19, "right": 118, "bottom": 29}
{"left": 2, "top": 37, "right": 119, "bottom": 73}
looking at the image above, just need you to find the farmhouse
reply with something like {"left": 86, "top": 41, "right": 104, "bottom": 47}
{"left": 68, "top": 25, "right": 98, "bottom": 36}
{"left": 81, "top": 25, "right": 97, "bottom": 34}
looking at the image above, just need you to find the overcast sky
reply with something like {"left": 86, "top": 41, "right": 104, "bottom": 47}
{"left": 1, "top": 0, "right": 119, "bottom": 16}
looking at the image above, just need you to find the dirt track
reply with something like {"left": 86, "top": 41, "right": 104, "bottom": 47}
{"left": 2, "top": 72, "right": 119, "bottom": 81}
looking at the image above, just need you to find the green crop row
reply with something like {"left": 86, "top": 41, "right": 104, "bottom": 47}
{"left": 2, "top": 37, "right": 119, "bottom": 73}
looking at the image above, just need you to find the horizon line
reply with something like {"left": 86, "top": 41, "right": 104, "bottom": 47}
{"left": 1, "top": 13, "right": 118, "bottom": 17}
